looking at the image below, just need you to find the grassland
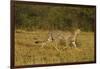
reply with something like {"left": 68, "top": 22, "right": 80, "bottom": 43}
{"left": 15, "top": 30, "right": 95, "bottom": 66}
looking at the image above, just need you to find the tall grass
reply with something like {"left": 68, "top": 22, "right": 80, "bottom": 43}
{"left": 15, "top": 30, "right": 95, "bottom": 66}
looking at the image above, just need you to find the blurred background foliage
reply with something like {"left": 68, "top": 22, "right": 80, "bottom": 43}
{"left": 15, "top": 3, "right": 96, "bottom": 32}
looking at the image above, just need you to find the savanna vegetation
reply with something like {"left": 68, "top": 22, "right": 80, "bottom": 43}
{"left": 15, "top": 2, "right": 95, "bottom": 31}
{"left": 14, "top": 2, "right": 96, "bottom": 66}
{"left": 15, "top": 31, "right": 95, "bottom": 66}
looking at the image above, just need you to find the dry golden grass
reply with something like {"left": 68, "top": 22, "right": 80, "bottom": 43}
{"left": 15, "top": 30, "right": 95, "bottom": 66}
